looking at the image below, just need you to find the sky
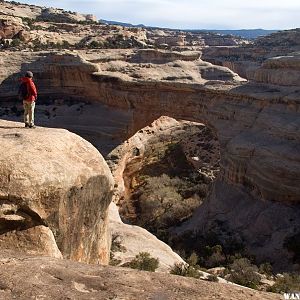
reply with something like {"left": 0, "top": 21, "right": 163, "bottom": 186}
{"left": 15, "top": 0, "right": 300, "bottom": 29}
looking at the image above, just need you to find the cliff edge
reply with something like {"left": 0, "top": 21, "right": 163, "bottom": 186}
{"left": 0, "top": 119, "right": 114, "bottom": 264}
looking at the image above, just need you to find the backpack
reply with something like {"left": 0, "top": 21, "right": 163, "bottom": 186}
{"left": 18, "top": 82, "right": 28, "bottom": 100}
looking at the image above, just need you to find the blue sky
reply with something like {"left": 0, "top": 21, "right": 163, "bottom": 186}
{"left": 15, "top": 0, "right": 300, "bottom": 29}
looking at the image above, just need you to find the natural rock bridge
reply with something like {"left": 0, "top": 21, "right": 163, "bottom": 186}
{"left": 1, "top": 51, "right": 299, "bottom": 269}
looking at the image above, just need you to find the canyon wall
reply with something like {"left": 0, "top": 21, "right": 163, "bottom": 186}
{"left": 0, "top": 50, "right": 299, "bottom": 268}
{"left": 202, "top": 29, "right": 300, "bottom": 80}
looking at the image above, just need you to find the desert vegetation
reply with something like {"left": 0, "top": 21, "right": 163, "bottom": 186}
{"left": 122, "top": 252, "right": 159, "bottom": 272}
{"left": 119, "top": 131, "right": 219, "bottom": 239}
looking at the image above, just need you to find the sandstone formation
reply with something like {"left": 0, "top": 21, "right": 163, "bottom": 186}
{"left": 0, "top": 251, "right": 280, "bottom": 300}
{"left": 0, "top": 2, "right": 299, "bottom": 298}
{"left": 0, "top": 1, "right": 96, "bottom": 23}
{"left": 0, "top": 225, "right": 62, "bottom": 258}
{"left": 0, "top": 1, "right": 299, "bottom": 271}
{"left": 109, "top": 202, "right": 185, "bottom": 272}
{"left": 129, "top": 49, "right": 201, "bottom": 64}
{"left": 39, "top": 7, "right": 96, "bottom": 23}
{"left": 107, "top": 116, "right": 220, "bottom": 221}
{"left": 253, "top": 52, "right": 300, "bottom": 86}
{"left": 147, "top": 28, "right": 250, "bottom": 48}
{"left": 0, "top": 15, "right": 24, "bottom": 39}
{"left": 0, "top": 1, "right": 251, "bottom": 51}
{"left": 0, "top": 48, "right": 299, "bottom": 270}
{"left": 107, "top": 117, "right": 222, "bottom": 275}
{"left": 0, "top": 2, "right": 149, "bottom": 49}
{"left": 0, "top": 119, "right": 114, "bottom": 264}
{"left": 202, "top": 29, "right": 300, "bottom": 80}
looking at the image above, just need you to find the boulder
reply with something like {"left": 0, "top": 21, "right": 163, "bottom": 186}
{"left": 0, "top": 225, "right": 62, "bottom": 258}
{"left": 0, "top": 120, "right": 114, "bottom": 264}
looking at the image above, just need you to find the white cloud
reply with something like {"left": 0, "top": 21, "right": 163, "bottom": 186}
{"left": 14, "top": 0, "right": 300, "bottom": 29}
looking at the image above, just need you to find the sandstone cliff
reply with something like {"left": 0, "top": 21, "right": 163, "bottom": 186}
{"left": 0, "top": 48, "right": 299, "bottom": 270}
{"left": 0, "top": 119, "right": 114, "bottom": 264}
{"left": 202, "top": 29, "right": 300, "bottom": 81}
{"left": 253, "top": 52, "right": 300, "bottom": 86}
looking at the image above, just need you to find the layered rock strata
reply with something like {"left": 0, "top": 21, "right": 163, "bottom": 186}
{"left": 202, "top": 29, "right": 300, "bottom": 80}
{"left": 253, "top": 53, "right": 300, "bottom": 86}
{"left": 0, "top": 50, "right": 299, "bottom": 269}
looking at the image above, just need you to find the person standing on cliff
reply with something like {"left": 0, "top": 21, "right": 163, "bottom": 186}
{"left": 19, "top": 71, "right": 37, "bottom": 128}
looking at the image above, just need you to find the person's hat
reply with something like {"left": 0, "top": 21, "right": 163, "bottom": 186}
{"left": 25, "top": 71, "right": 33, "bottom": 78}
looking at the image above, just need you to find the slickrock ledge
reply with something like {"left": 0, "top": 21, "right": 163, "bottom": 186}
{"left": 0, "top": 120, "right": 114, "bottom": 264}
{"left": 0, "top": 251, "right": 280, "bottom": 300}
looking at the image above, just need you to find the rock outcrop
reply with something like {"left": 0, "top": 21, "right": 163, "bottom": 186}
{"left": 0, "top": 251, "right": 280, "bottom": 300}
{"left": 0, "top": 1, "right": 150, "bottom": 49}
{"left": 0, "top": 1, "right": 96, "bottom": 23}
{"left": 107, "top": 117, "right": 221, "bottom": 273}
{"left": 0, "top": 15, "right": 24, "bottom": 39}
{"left": 129, "top": 49, "right": 201, "bottom": 64}
{"left": 253, "top": 52, "right": 300, "bottom": 86}
{"left": 39, "top": 8, "right": 94, "bottom": 23}
{"left": 0, "top": 1, "right": 251, "bottom": 51}
{"left": 202, "top": 29, "right": 300, "bottom": 80}
{"left": 0, "top": 119, "right": 114, "bottom": 264}
{"left": 109, "top": 202, "right": 185, "bottom": 272}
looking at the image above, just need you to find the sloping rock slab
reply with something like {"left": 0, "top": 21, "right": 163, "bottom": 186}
{"left": 0, "top": 251, "right": 280, "bottom": 300}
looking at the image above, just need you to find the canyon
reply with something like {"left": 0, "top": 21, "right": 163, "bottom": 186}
{"left": 0, "top": 0, "right": 299, "bottom": 298}
{"left": 1, "top": 46, "right": 299, "bottom": 270}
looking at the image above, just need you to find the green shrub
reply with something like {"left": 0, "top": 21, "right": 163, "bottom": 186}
{"left": 205, "top": 245, "right": 226, "bottom": 268}
{"left": 170, "top": 262, "right": 203, "bottom": 279}
{"left": 228, "top": 258, "right": 261, "bottom": 289}
{"left": 124, "top": 252, "right": 159, "bottom": 272}
{"left": 268, "top": 273, "right": 300, "bottom": 293}
{"left": 136, "top": 174, "right": 201, "bottom": 233}
{"left": 259, "top": 262, "right": 273, "bottom": 276}
{"left": 88, "top": 40, "right": 103, "bottom": 49}
{"left": 20, "top": 17, "right": 35, "bottom": 28}
{"left": 169, "top": 226, "right": 245, "bottom": 270}
{"left": 206, "top": 274, "right": 219, "bottom": 282}
{"left": 10, "top": 38, "right": 21, "bottom": 47}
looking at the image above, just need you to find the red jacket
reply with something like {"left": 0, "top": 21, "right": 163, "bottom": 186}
{"left": 20, "top": 77, "right": 37, "bottom": 102}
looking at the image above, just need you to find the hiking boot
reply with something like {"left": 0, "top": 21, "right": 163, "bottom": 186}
{"left": 29, "top": 124, "right": 36, "bottom": 129}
